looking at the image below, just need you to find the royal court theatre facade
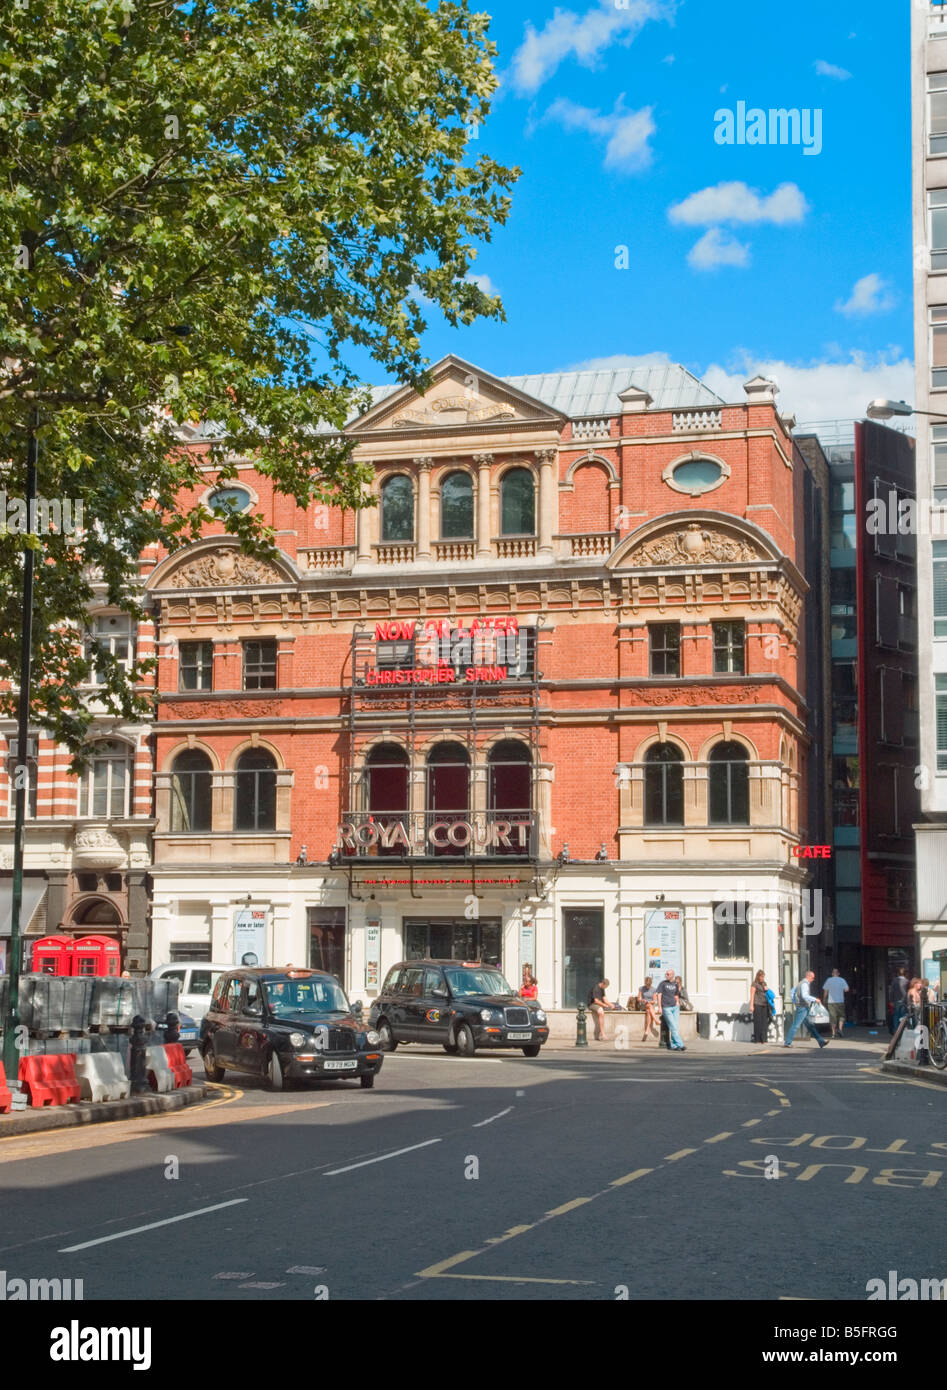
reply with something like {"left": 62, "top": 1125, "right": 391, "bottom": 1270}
{"left": 146, "top": 356, "right": 826, "bottom": 1014}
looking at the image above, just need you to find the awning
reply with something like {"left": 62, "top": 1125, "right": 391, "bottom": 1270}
{"left": 0, "top": 879, "right": 49, "bottom": 937}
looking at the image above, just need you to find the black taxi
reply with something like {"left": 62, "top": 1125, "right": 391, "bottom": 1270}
{"left": 200, "top": 968, "right": 384, "bottom": 1089}
{"left": 369, "top": 960, "right": 549, "bottom": 1057}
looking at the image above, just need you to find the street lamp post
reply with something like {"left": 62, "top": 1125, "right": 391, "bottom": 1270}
{"left": 2, "top": 409, "right": 38, "bottom": 1084}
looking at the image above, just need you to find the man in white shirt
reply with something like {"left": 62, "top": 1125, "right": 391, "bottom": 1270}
{"left": 822, "top": 967, "right": 850, "bottom": 1038}
{"left": 784, "top": 970, "right": 829, "bottom": 1049}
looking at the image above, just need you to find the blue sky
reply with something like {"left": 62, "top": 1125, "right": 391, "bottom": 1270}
{"left": 363, "top": 0, "right": 916, "bottom": 424}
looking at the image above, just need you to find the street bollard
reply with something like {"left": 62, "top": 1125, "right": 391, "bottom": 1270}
{"left": 129, "top": 1014, "right": 150, "bottom": 1094}
{"left": 164, "top": 1011, "right": 180, "bottom": 1046}
{"left": 575, "top": 1002, "right": 588, "bottom": 1048}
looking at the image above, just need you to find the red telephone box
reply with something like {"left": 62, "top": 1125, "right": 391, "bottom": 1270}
{"left": 71, "top": 934, "right": 121, "bottom": 977}
{"left": 31, "top": 935, "right": 75, "bottom": 976}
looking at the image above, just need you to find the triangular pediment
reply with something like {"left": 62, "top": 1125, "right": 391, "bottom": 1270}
{"left": 348, "top": 356, "right": 567, "bottom": 436}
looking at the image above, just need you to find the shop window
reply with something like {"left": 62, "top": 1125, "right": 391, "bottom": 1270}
{"left": 644, "top": 744, "right": 684, "bottom": 826}
{"left": 712, "top": 621, "right": 745, "bottom": 674}
{"left": 234, "top": 749, "right": 277, "bottom": 831}
{"left": 243, "top": 639, "right": 277, "bottom": 691}
{"left": 404, "top": 917, "right": 501, "bottom": 966}
{"left": 170, "top": 750, "right": 213, "bottom": 832}
{"left": 426, "top": 742, "right": 470, "bottom": 858}
{"left": 179, "top": 641, "right": 213, "bottom": 692}
{"left": 649, "top": 623, "right": 680, "bottom": 677}
{"left": 440, "top": 470, "right": 474, "bottom": 539}
{"left": 170, "top": 942, "right": 212, "bottom": 962}
{"left": 380, "top": 475, "right": 415, "bottom": 542}
{"left": 80, "top": 740, "right": 133, "bottom": 818}
{"left": 500, "top": 468, "right": 535, "bottom": 536}
{"left": 708, "top": 742, "right": 750, "bottom": 825}
{"left": 713, "top": 902, "right": 751, "bottom": 960}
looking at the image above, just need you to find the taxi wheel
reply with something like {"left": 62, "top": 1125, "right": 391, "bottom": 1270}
{"left": 378, "top": 1020, "right": 398, "bottom": 1053}
{"left": 454, "top": 1023, "right": 476, "bottom": 1057}
{"left": 267, "top": 1050, "right": 287, "bottom": 1092}
{"left": 360, "top": 1073, "right": 375, "bottom": 1089}
{"left": 521, "top": 1045, "right": 542, "bottom": 1057}
{"left": 203, "top": 1044, "right": 225, "bottom": 1083}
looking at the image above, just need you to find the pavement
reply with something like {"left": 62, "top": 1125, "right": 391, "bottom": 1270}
{"left": 0, "top": 1034, "right": 944, "bottom": 1306}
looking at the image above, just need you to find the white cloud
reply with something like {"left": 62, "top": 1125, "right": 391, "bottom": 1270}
{"left": 467, "top": 273, "right": 499, "bottom": 296}
{"left": 669, "top": 181, "right": 809, "bottom": 226}
{"left": 543, "top": 96, "right": 656, "bottom": 172}
{"left": 835, "top": 273, "right": 896, "bottom": 317}
{"left": 701, "top": 350, "right": 914, "bottom": 424}
{"left": 559, "top": 348, "right": 914, "bottom": 426}
{"left": 687, "top": 228, "right": 750, "bottom": 270}
{"left": 510, "top": 0, "right": 674, "bottom": 95}
{"left": 814, "top": 59, "right": 852, "bottom": 80}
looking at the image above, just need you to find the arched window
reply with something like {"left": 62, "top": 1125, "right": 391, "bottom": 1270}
{"left": 488, "top": 740, "right": 532, "bottom": 858}
{"left": 644, "top": 744, "right": 684, "bottom": 827}
{"left": 81, "top": 740, "right": 133, "bottom": 818}
{"left": 440, "top": 470, "right": 474, "bottom": 539}
{"left": 365, "top": 743, "right": 408, "bottom": 858}
{"left": 72, "top": 899, "right": 122, "bottom": 926}
{"left": 170, "top": 750, "right": 212, "bottom": 832}
{"left": 500, "top": 468, "right": 535, "bottom": 536}
{"left": 380, "top": 474, "right": 415, "bottom": 542}
{"left": 234, "top": 749, "right": 277, "bottom": 832}
{"left": 709, "top": 742, "right": 750, "bottom": 825}
{"left": 426, "top": 742, "right": 470, "bottom": 857}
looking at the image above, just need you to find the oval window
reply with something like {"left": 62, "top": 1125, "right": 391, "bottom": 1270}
{"left": 670, "top": 459, "right": 724, "bottom": 493}
{"left": 208, "top": 486, "right": 252, "bottom": 514}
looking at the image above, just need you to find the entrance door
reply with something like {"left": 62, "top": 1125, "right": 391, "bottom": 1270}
{"left": 563, "top": 909, "right": 604, "bottom": 1010}
{"left": 309, "top": 908, "right": 345, "bottom": 981}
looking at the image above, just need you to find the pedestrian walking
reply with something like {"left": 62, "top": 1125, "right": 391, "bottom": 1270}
{"left": 821, "top": 967, "right": 850, "bottom": 1039}
{"left": 749, "top": 969, "right": 770, "bottom": 1044}
{"left": 654, "top": 969, "right": 686, "bottom": 1052}
{"left": 890, "top": 967, "right": 909, "bottom": 1033}
{"left": 784, "top": 970, "right": 828, "bottom": 1049}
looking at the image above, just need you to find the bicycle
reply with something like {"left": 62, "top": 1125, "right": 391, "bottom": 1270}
{"left": 928, "top": 1004, "right": 947, "bottom": 1071}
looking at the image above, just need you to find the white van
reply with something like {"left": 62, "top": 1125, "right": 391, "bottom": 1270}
{"left": 150, "top": 962, "right": 232, "bottom": 1022}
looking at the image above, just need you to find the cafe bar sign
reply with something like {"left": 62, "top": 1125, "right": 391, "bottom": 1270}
{"left": 367, "top": 616, "right": 526, "bottom": 686}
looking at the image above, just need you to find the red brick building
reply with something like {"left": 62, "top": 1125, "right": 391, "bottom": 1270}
{"left": 146, "top": 356, "right": 822, "bottom": 1016}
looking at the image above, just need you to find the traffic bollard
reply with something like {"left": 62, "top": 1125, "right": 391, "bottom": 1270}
{"left": 129, "top": 1014, "right": 150, "bottom": 1094}
{"left": 164, "top": 1011, "right": 180, "bottom": 1045}
{"left": 576, "top": 1002, "right": 588, "bottom": 1048}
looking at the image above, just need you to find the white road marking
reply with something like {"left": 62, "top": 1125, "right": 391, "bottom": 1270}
{"left": 59, "top": 1199, "right": 248, "bottom": 1252}
{"left": 286, "top": 1265, "right": 326, "bottom": 1275}
{"left": 324, "top": 1137, "right": 442, "bottom": 1175}
{"left": 213, "top": 1272, "right": 254, "bottom": 1280}
{"left": 383, "top": 1053, "right": 504, "bottom": 1065}
{"left": 239, "top": 1281, "right": 285, "bottom": 1290}
{"left": 472, "top": 1107, "right": 513, "bottom": 1128}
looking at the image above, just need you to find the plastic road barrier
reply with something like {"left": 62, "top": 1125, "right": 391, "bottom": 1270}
{"left": 144, "top": 1046, "right": 175, "bottom": 1094}
{"left": 0, "top": 1062, "right": 12, "bottom": 1114}
{"left": 18, "top": 1055, "right": 81, "bottom": 1107}
{"left": 162, "top": 1044, "right": 193, "bottom": 1088}
{"left": 74, "top": 1053, "right": 131, "bottom": 1103}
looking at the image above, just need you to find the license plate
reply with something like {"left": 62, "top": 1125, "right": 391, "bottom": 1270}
{"left": 507, "top": 1032, "right": 532, "bottom": 1041}
{"left": 179, "top": 1030, "right": 199, "bottom": 1041}
{"left": 323, "top": 1059, "right": 358, "bottom": 1071}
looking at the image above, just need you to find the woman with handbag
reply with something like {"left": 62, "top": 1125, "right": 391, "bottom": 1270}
{"left": 749, "top": 969, "right": 770, "bottom": 1044}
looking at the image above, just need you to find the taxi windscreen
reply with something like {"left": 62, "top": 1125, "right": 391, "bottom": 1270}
{"left": 264, "top": 978, "right": 349, "bottom": 1016}
{"left": 444, "top": 967, "right": 513, "bottom": 997}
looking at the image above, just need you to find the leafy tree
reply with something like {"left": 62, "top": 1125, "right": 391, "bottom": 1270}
{"left": 0, "top": 0, "right": 516, "bottom": 758}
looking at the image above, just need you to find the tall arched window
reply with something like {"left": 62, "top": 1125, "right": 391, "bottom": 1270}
{"left": 170, "top": 750, "right": 213, "bottom": 832}
{"left": 709, "top": 742, "right": 750, "bottom": 825}
{"left": 488, "top": 740, "right": 532, "bottom": 857}
{"left": 234, "top": 749, "right": 277, "bottom": 832}
{"left": 500, "top": 468, "right": 535, "bottom": 536}
{"left": 81, "top": 740, "right": 133, "bottom": 818}
{"left": 440, "top": 470, "right": 474, "bottom": 539}
{"left": 644, "top": 744, "right": 684, "bottom": 827}
{"left": 365, "top": 743, "right": 409, "bottom": 858}
{"left": 380, "top": 474, "right": 415, "bottom": 542}
{"left": 426, "top": 742, "right": 470, "bottom": 857}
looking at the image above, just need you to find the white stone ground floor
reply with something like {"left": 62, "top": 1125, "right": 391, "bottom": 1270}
{"left": 149, "top": 861, "right": 812, "bottom": 1015}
